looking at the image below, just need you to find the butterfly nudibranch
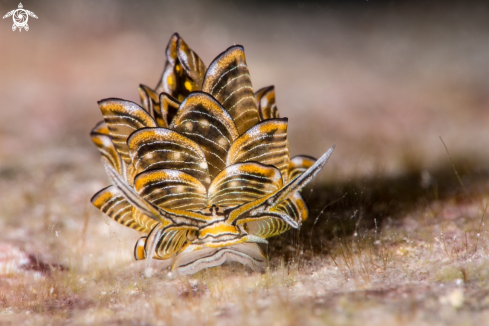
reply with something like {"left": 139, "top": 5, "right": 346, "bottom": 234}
{"left": 90, "top": 33, "right": 334, "bottom": 275}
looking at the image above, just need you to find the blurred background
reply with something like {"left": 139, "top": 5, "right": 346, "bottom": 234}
{"left": 1, "top": 0, "right": 489, "bottom": 266}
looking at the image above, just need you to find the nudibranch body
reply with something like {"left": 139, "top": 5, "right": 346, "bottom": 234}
{"left": 90, "top": 33, "right": 334, "bottom": 275}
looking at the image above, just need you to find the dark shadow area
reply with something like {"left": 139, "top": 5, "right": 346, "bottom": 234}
{"left": 22, "top": 254, "right": 68, "bottom": 275}
{"left": 267, "top": 158, "right": 489, "bottom": 262}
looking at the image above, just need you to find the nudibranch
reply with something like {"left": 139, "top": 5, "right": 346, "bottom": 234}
{"left": 90, "top": 33, "right": 334, "bottom": 275}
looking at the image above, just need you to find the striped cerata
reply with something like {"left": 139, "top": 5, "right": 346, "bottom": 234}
{"left": 90, "top": 33, "right": 335, "bottom": 275}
